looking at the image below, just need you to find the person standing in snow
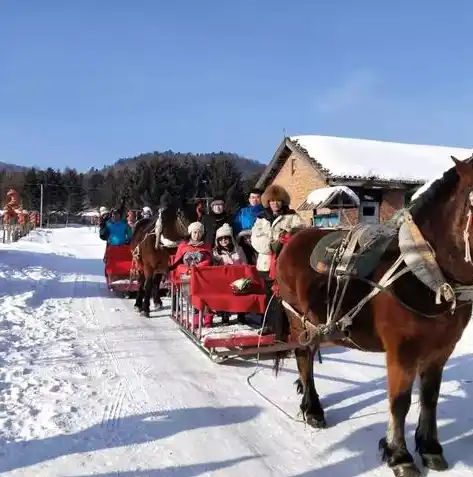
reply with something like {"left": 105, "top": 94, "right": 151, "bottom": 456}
{"left": 232, "top": 188, "right": 264, "bottom": 263}
{"left": 200, "top": 196, "right": 230, "bottom": 247}
{"left": 251, "top": 184, "right": 305, "bottom": 335}
{"left": 100, "top": 208, "right": 133, "bottom": 246}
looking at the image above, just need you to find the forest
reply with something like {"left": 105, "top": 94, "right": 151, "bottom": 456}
{"left": 0, "top": 151, "right": 265, "bottom": 215}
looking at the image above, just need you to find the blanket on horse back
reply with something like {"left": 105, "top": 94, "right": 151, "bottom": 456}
{"left": 309, "top": 223, "right": 398, "bottom": 279}
{"left": 308, "top": 211, "right": 456, "bottom": 306}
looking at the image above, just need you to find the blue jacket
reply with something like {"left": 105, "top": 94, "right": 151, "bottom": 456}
{"left": 105, "top": 219, "right": 132, "bottom": 246}
{"left": 233, "top": 204, "right": 264, "bottom": 236}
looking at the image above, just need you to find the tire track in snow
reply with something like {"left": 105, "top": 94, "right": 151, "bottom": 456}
{"left": 83, "top": 282, "right": 150, "bottom": 408}
{"left": 101, "top": 380, "right": 126, "bottom": 430}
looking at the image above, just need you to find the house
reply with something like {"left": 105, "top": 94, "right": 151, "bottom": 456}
{"left": 256, "top": 135, "right": 473, "bottom": 225}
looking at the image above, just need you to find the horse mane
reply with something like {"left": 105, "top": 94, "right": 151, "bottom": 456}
{"left": 132, "top": 217, "right": 154, "bottom": 237}
{"left": 409, "top": 155, "right": 473, "bottom": 220}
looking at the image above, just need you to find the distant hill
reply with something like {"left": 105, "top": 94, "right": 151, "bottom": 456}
{"left": 0, "top": 161, "right": 26, "bottom": 173}
{"left": 102, "top": 150, "right": 266, "bottom": 179}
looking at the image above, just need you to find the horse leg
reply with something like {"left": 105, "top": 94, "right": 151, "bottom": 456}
{"left": 415, "top": 360, "right": 449, "bottom": 471}
{"left": 152, "top": 273, "right": 163, "bottom": 310}
{"left": 295, "top": 346, "right": 326, "bottom": 428}
{"left": 134, "top": 271, "right": 145, "bottom": 312}
{"left": 141, "top": 268, "right": 154, "bottom": 318}
{"left": 379, "top": 354, "right": 419, "bottom": 477}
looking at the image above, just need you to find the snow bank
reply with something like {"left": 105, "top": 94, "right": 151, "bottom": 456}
{"left": 1, "top": 227, "right": 473, "bottom": 476}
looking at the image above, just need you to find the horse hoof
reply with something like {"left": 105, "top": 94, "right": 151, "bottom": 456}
{"left": 306, "top": 414, "right": 327, "bottom": 429}
{"left": 140, "top": 310, "right": 150, "bottom": 318}
{"left": 421, "top": 453, "right": 448, "bottom": 471}
{"left": 390, "top": 463, "right": 421, "bottom": 477}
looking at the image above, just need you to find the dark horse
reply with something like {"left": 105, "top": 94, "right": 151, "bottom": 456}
{"left": 275, "top": 156, "right": 473, "bottom": 477}
{"left": 130, "top": 201, "right": 192, "bottom": 317}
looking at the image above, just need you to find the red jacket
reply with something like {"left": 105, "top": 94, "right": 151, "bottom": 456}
{"left": 173, "top": 242, "right": 212, "bottom": 271}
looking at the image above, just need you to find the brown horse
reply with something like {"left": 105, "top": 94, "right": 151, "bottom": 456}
{"left": 130, "top": 203, "right": 191, "bottom": 317}
{"left": 275, "top": 156, "right": 473, "bottom": 477}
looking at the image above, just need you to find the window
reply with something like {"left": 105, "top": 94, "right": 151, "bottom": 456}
{"left": 359, "top": 201, "right": 380, "bottom": 224}
{"left": 362, "top": 206, "right": 376, "bottom": 216}
{"left": 313, "top": 213, "right": 340, "bottom": 228}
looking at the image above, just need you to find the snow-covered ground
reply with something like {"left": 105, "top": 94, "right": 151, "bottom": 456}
{"left": 1, "top": 227, "right": 473, "bottom": 477}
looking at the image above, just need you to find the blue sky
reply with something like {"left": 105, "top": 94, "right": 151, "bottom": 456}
{"left": 1, "top": 0, "right": 472, "bottom": 171}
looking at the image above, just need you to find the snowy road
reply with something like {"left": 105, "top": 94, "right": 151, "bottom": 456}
{"left": 1, "top": 227, "right": 473, "bottom": 477}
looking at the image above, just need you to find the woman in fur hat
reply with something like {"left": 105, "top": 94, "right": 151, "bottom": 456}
{"left": 251, "top": 184, "right": 305, "bottom": 335}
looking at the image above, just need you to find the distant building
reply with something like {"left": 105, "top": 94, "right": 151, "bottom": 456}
{"left": 256, "top": 135, "right": 473, "bottom": 226}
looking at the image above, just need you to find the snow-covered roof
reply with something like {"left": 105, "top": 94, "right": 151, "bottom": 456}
{"left": 289, "top": 135, "right": 473, "bottom": 183}
{"left": 298, "top": 186, "right": 360, "bottom": 211}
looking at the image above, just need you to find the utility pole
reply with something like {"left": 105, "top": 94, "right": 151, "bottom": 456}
{"left": 39, "top": 184, "right": 44, "bottom": 228}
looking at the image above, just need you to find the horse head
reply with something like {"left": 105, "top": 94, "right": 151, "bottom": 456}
{"left": 412, "top": 154, "right": 473, "bottom": 285}
{"left": 160, "top": 199, "right": 191, "bottom": 242}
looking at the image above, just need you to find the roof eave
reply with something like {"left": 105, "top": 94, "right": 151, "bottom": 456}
{"left": 255, "top": 137, "right": 291, "bottom": 189}
{"left": 328, "top": 176, "right": 424, "bottom": 189}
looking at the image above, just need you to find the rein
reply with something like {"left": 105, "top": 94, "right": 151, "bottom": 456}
{"left": 462, "top": 191, "right": 473, "bottom": 263}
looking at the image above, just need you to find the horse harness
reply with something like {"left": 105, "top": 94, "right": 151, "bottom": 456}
{"left": 280, "top": 205, "right": 473, "bottom": 347}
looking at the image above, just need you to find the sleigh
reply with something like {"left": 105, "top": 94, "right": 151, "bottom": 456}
{"left": 169, "top": 262, "right": 303, "bottom": 364}
{"left": 104, "top": 243, "right": 140, "bottom": 296}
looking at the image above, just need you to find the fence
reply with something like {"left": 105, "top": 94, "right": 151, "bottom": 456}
{"left": 1, "top": 223, "right": 35, "bottom": 244}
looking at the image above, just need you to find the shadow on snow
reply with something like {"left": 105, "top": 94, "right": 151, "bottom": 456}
{"left": 0, "top": 405, "right": 262, "bottom": 473}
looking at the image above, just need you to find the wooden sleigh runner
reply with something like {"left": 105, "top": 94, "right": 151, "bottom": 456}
{"left": 169, "top": 263, "right": 306, "bottom": 364}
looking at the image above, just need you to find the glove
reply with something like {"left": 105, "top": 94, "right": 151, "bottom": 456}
{"left": 270, "top": 241, "right": 282, "bottom": 254}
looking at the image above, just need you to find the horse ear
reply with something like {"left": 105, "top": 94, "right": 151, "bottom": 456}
{"left": 451, "top": 155, "right": 473, "bottom": 178}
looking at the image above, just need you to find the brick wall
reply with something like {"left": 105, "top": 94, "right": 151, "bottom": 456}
{"left": 270, "top": 151, "right": 326, "bottom": 224}
{"left": 380, "top": 190, "right": 406, "bottom": 221}
{"left": 266, "top": 151, "right": 407, "bottom": 225}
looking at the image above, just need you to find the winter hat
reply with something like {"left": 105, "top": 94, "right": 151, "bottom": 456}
{"left": 215, "top": 223, "right": 234, "bottom": 240}
{"left": 99, "top": 206, "right": 109, "bottom": 216}
{"left": 188, "top": 221, "right": 204, "bottom": 237}
{"left": 142, "top": 206, "right": 152, "bottom": 215}
{"left": 262, "top": 185, "right": 291, "bottom": 208}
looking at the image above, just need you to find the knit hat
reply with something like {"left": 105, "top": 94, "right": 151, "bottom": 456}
{"left": 142, "top": 206, "right": 152, "bottom": 215}
{"left": 188, "top": 221, "right": 204, "bottom": 237}
{"left": 99, "top": 206, "right": 109, "bottom": 216}
{"left": 215, "top": 223, "right": 233, "bottom": 240}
